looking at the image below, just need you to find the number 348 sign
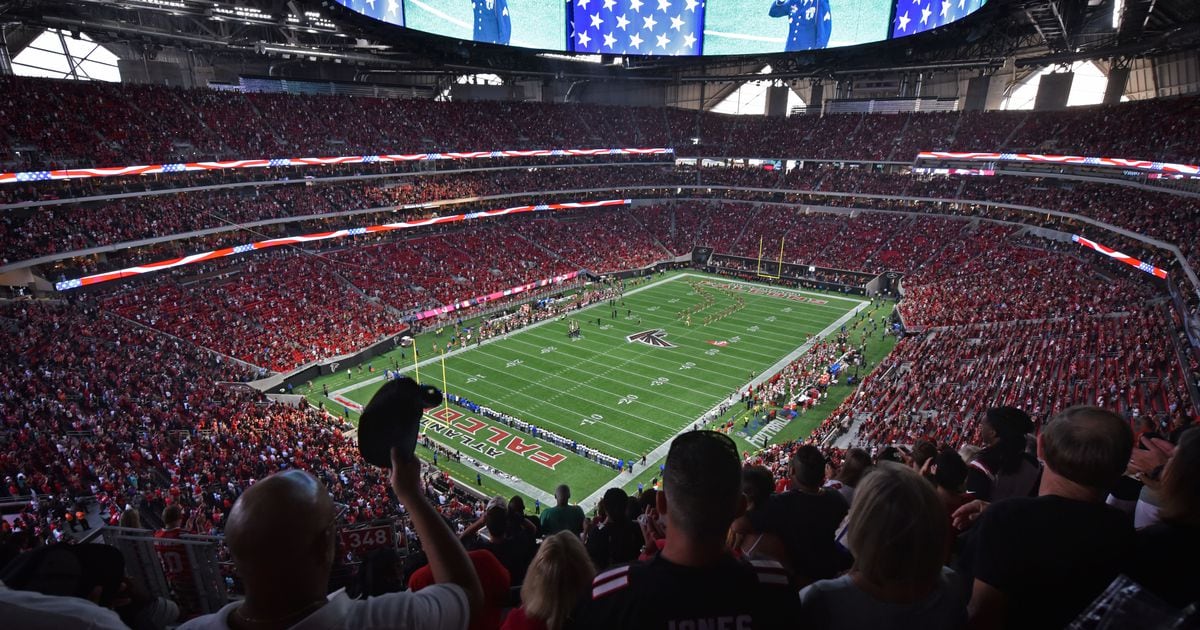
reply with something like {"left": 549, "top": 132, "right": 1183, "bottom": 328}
{"left": 340, "top": 524, "right": 400, "bottom": 556}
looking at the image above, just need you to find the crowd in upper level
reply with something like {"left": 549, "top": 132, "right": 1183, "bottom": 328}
{"left": 4, "top": 76, "right": 1200, "bottom": 170}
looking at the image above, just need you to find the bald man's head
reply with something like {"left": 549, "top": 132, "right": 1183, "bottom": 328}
{"left": 226, "top": 469, "right": 336, "bottom": 588}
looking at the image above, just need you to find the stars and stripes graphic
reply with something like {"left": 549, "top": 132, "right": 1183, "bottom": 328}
{"left": 569, "top": 0, "right": 705, "bottom": 56}
{"left": 54, "top": 199, "right": 630, "bottom": 291}
{"left": 1072, "top": 234, "right": 1168, "bottom": 280}
{"left": 333, "top": 0, "right": 404, "bottom": 27}
{"left": 891, "top": 0, "right": 985, "bottom": 38}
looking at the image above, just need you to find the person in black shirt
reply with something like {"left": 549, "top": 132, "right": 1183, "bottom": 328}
{"left": 568, "top": 431, "right": 801, "bottom": 630}
{"left": 958, "top": 406, "right": 1135, "bottom": 630}
{"left": 750, "top": 444, "right": 849, "bottom": 583}
{"left": 582, "top": 488, "right": 641, "bottom": 571}
{"left": 965, "top": 406, "right": 1041, "bottom": 502}
{"left": 465, "top": 505, "right": 534, "bottom": 585}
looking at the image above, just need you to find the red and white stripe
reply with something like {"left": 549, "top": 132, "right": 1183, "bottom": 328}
{"left": 54, "top": 199, "right": 629, "bottom": 291}
{"left": 917, "top": 151, "right": 1200, "bottom": 177}
{"left": 1073, "top": 234, "right": 1169, "bottom": 279}
{"left": 1, "top": 148, "right": 674, "bottom": 185}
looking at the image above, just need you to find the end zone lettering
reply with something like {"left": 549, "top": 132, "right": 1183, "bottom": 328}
{"left": 698, "top": 280, "right": 828, "bottom": 305}
{"left": 425, "top": 409, "right": 567, "bottom": 470}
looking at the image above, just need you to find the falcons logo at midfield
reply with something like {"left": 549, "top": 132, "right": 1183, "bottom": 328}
{"left": 626, "top": 329, "right": 676, "bottom": 348}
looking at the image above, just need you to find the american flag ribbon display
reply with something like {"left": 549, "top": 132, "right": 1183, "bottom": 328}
{"left": 1073, "top": 234, "right": 1168, "bottom": 280}
{"left": 0, "top": 148, "right": 674, "bottom": 186}
{"left": 53, "top": 199, "right": 630, "bottom": 291}
{"left": 917, "top": 151, "right": 1200, "bottom": 177}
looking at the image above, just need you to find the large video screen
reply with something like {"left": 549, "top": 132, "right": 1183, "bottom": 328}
{"left": 704, "top": 0, "right": 891, "bottom": 55}
{"left": 333, "top": 0, "right": 988, "bottom": 55}
{"left": 404, "top": 0, "right": 567, "bottom": 50}
{"left": 892, "top": 0, "right": 987, "bottom": 38}
{"left": 569, "top": 0, "right": 707, "bottom": 56}
{"left": 333, "top": 0, "right": 404, "bottom": 27}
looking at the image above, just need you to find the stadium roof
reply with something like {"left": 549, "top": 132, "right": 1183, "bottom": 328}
{"left": 1, "top": 0, "right": 1197, "bottom": 85}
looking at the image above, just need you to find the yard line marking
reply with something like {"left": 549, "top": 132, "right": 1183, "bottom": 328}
{"left": 459, "top": 344, "right": 689, "bottom": 430}
{"left": 329, "top": 272, "right": 687, "bottom": 399}
{"left": 489, "top": 338, "right": 711, "bottom": 414}
{"left": 444, "top": 365, "right": 665, "bottom": 453}
{"left": 578, "top": 292, "right": 872, "bottom": 510}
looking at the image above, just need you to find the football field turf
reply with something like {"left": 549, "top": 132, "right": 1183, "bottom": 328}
{"left": 324, "top": 272, "right": 866, "bottom": 508}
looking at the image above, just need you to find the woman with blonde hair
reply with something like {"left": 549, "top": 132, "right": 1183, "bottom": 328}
{"left": 502, "top": 531, "right": 596, "bottom": 630}
{"left": 799, "top": 462, "right": 968, "bottom": 629}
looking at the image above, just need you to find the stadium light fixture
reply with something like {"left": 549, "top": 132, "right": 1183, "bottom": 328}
{"left": 1112, "top": 0, "right": 1123, "bottom": 29}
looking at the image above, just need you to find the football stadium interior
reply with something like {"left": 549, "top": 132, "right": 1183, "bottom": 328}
{"left": 1, "top": 0, "right": 1199, "bottom": 627}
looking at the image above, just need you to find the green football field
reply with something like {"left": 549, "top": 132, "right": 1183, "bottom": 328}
{"left": 314, "top": 271, "right": 867, "bottom": 509}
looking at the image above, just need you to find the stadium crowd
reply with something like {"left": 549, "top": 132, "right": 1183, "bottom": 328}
{"left": 5, "top": 76, "right": 1200, "bottom": 170}
{"left": 3, "top": 76, "right": 1200, "bottom": 630}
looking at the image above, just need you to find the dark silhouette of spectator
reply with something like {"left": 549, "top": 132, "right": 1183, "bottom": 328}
{"left": 799, "top": 462, "right": 968, "bottom": 628}
{"left": 957, "top": 406, "right": 1135, "bottom": 630}
{"left": 0, "top": 544, "right": 132, "bottom": 629}
{"left": 352, "top": 549, "right": 406, "bottom": 599}
{"left": 502, "top": 532, "right": 594, "bottom": 630}
{"left": 540, "top": 485, "right": 585, "bottom": 537}
{"left": 929, "top": 447, "right": 971, "bottom": 558}
{"left": 966, "top": 407, "right": 1040, "bottom": 502}
{"left": 750, "top": 444, "right": 850, "bottom": 584}
{"left": 1129, "top": 427, "right": 1200, "bottom": 608}
{"left": 179, "top": 451, "right": 482, "bottom": 629}
{"left": 825, "top": 447, "right": 871, "bottom": 505}
{"left": 463, "top": 502, "right": 535, "bottom": 587}
{"left": 569, "top": 431, "right": 802, "bottom": 629}
{"left": 582, "top": 488, "right": 641, "bottom": 572}
{"left": 727, "top": 465, "right": 787, "bottom": 564}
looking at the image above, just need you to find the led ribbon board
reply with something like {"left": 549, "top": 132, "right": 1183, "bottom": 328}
{"left": 0, "top": 148, "right": 674, "bottom": 186}
{"left": 54, "top": 199, "right": 631, "bottom": 291}
{"left": 1073, "top": 234, "right": 1168, "bottom": 280}
{"left": 917, "top": 151, "right": 1200, "bottom": 178}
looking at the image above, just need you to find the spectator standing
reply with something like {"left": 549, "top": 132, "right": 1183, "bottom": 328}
{"left": 799, "top": 462, "right": 968, "bottom": 629}
{"left": 727, "top": 466, "right": 787, "bottom": 564}
{"left": 825, "top": 448, "right": 871, "bottom": 505}
{"left": 569, "top": 431, "right": 801, "bottom": 630}
{"left": 540, "top": 485, "right": 585, "bottom": 537}
{"left": 502, "top": 532, "right": 594, "bottom": 630}
{"left": 750, "top": 444, "right": 849, "bottom": 583}
{"left": 179, "top": 449, "right": 482, "bottom": 630}
{"left": 411, "top": 550, "right": 512, "bottom": 630}
{"left": 958, "top": 406, "right": 1135, "bottom": 630}
{"left": 929, "top": 447, "right": 972, "bottom": 559}
{"left": 581, "top": 489, "right": 641, "bottom": 571}
{"left": 965, "top": 407, "right": 1041, "bottom": 502}
{"left": 463, "top": 504, "right": 535, "bottom": 586}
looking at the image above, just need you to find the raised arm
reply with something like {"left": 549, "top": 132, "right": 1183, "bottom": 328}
{"left": 390, "top": 447, "right": 484, "bottom": 622}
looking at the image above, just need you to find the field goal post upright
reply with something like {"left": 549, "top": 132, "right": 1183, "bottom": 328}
{"left": 756, "top": 236, "right": 785, "bottom": 280}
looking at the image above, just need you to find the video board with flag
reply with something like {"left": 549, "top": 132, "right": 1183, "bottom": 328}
{"left": 891, "top": 0, "right": 988, "bottom": 38}
{"left": 331, "top": 0, "right": 989, "bottom": 55}
{"left": 569, "top": 0, "right": 706, "bottom": 55}
{"left": 333, "top": 0, "right": 404, "bottom": 27}
{"left": 404, "top": 0, "right": 567, "bottom": 50}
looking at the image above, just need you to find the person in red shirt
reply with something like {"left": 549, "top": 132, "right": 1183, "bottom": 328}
{"left": 154, "top": 504, "right": 201, "bottom": 618}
